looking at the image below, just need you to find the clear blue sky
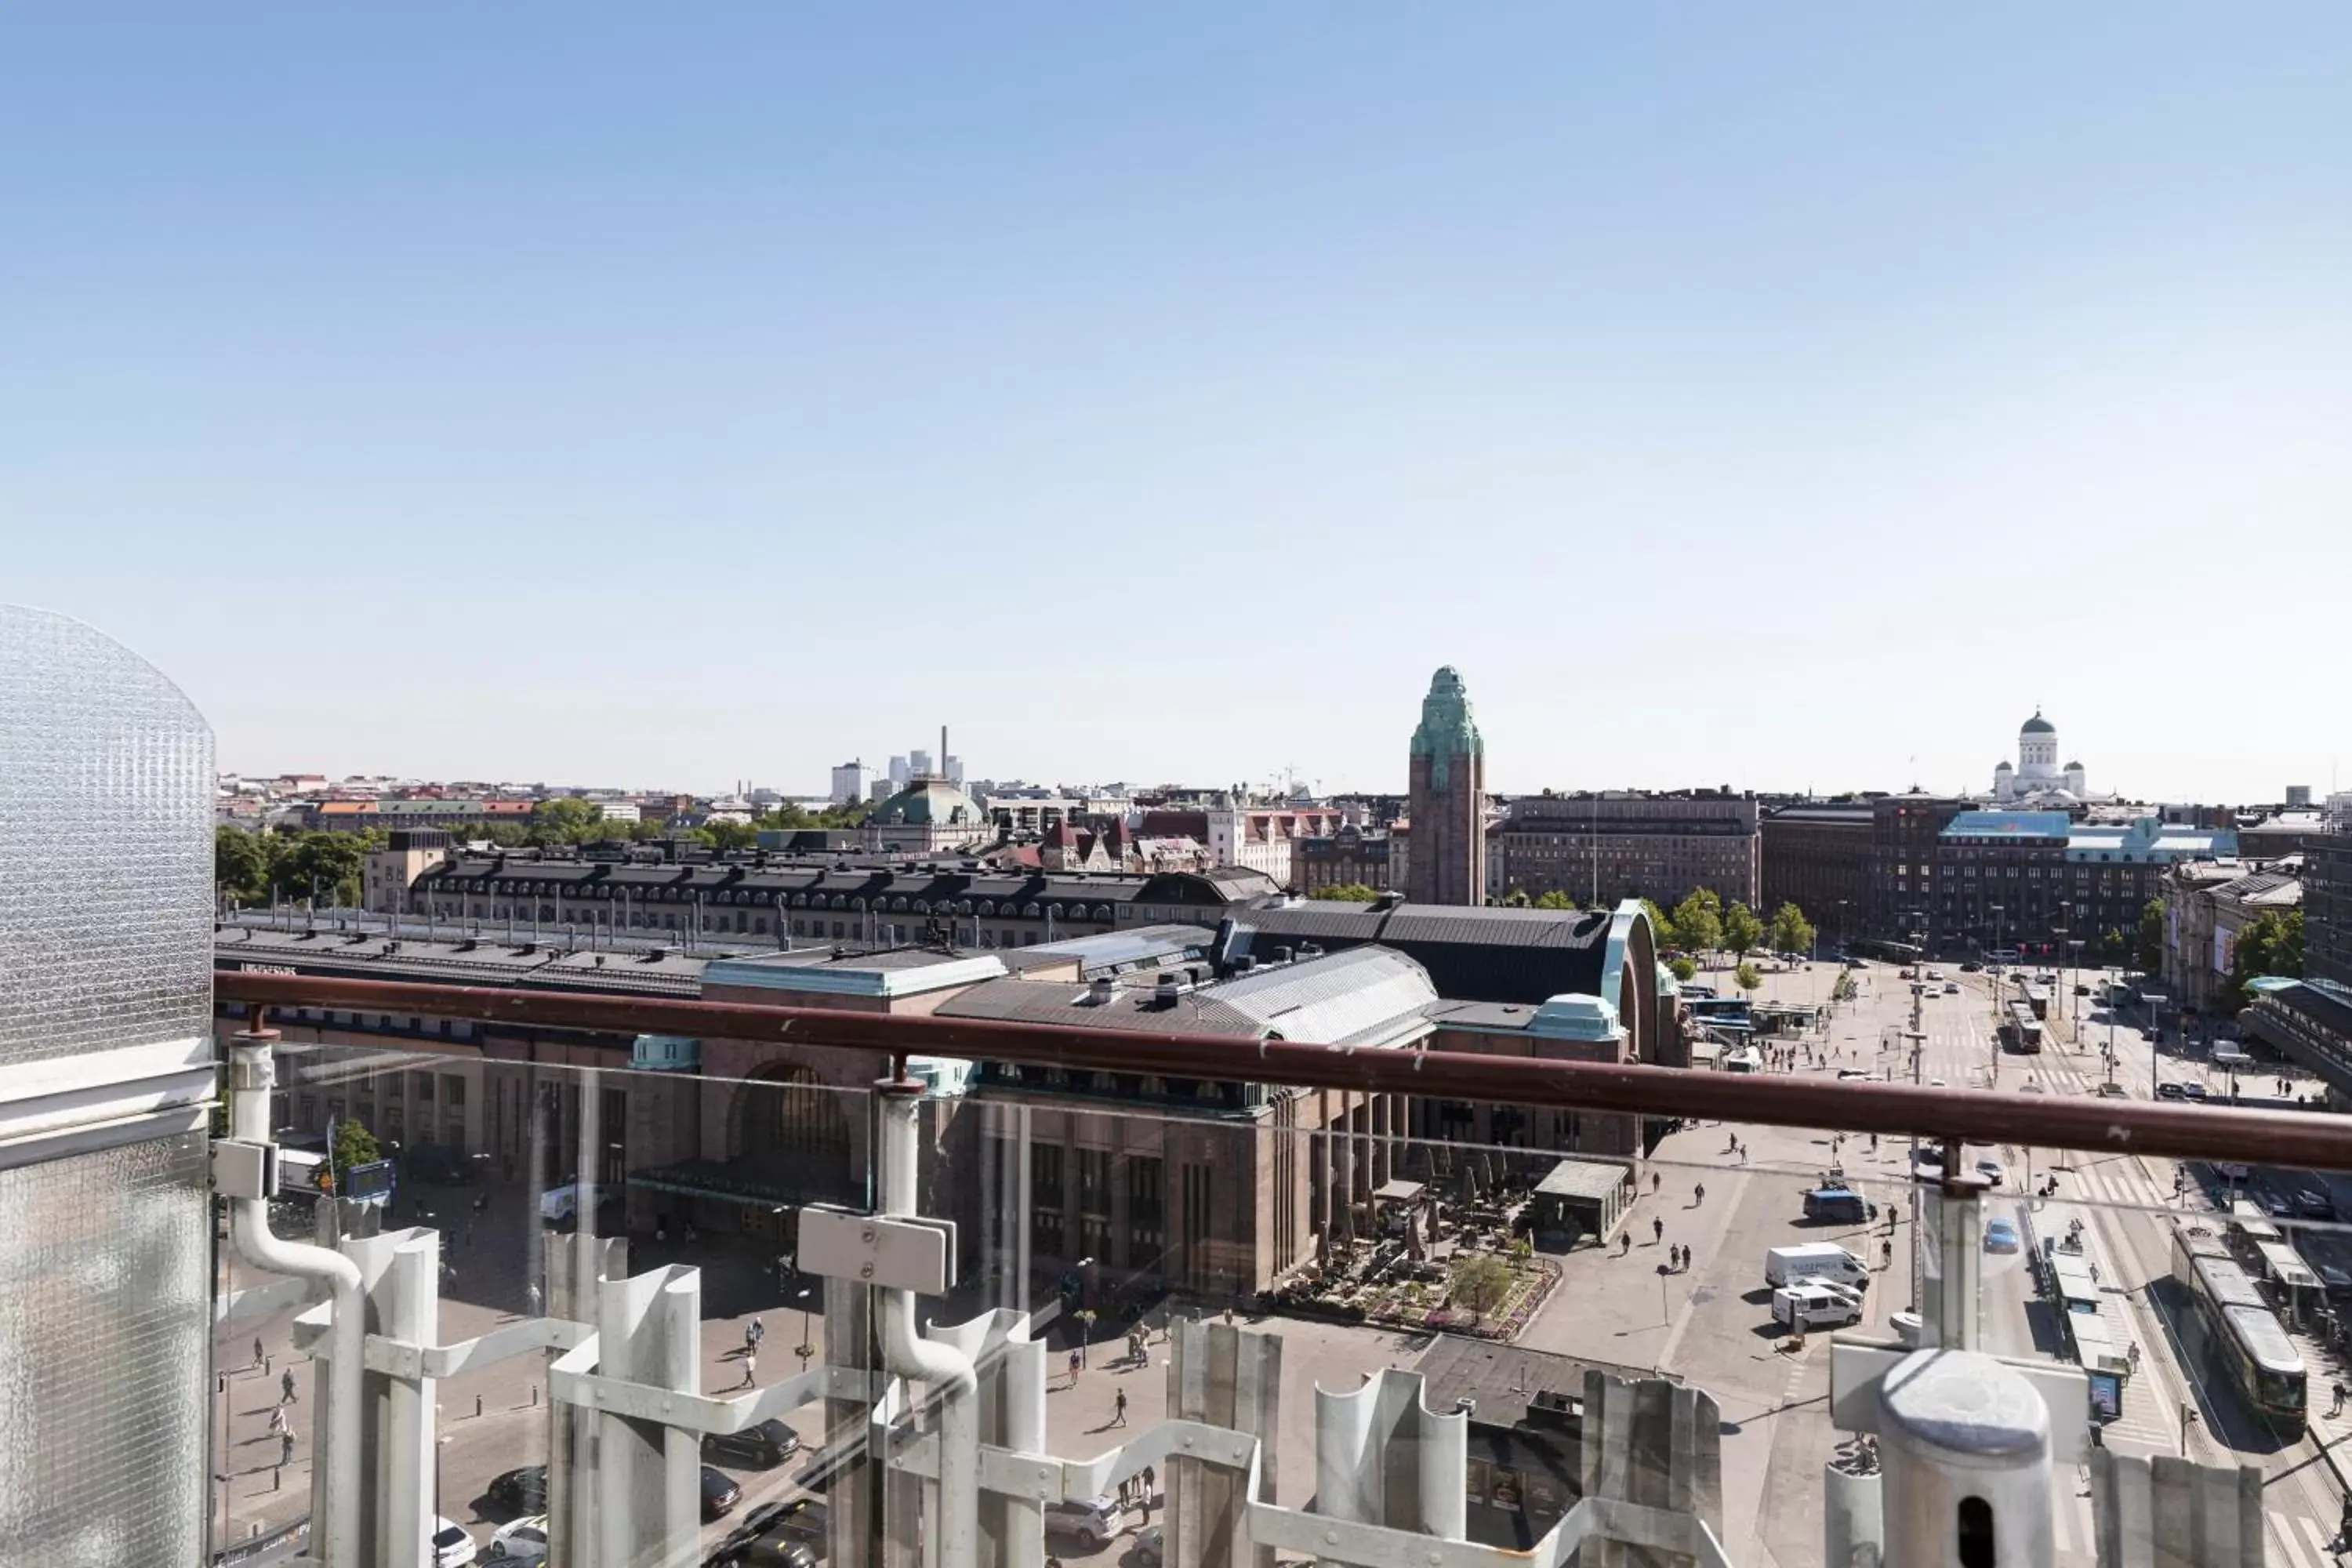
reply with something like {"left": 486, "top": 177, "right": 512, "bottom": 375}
{"left": 5, "top": 7, "right": 2347, "bottom": 802}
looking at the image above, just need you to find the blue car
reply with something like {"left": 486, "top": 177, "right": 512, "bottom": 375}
{"left": 1984, "top": 1220, "right": 2021, "bottom": 1254}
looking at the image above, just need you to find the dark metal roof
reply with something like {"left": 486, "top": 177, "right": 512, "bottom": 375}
{"left": 1225, "top": 903, "right": 1613, "bottom": 1007}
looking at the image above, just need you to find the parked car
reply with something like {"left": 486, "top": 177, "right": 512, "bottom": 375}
{"left": 2156, "top": 1082, "right": 2187, "bottom": 1101}
{"left": 2180, "top": 1083, "right": 2209, "bottom": 1102}
{"left": 1137, "top": 1523, "right": 1166, "bottom": 1567}
{"left": 2096, "top": 1083, "right": 2129, "bottom": 1099}
{"left": 2296, "top": 1188, "right": 2336, "bottom": 1221}
{"left": 701, "top": 1465, "right": 744, "bottom": 1521}
{"left": 487, "top": 1516, "right": 550, "bottom": 1564}
{"left": 1836, "top": 1068, "right": 1875, "bottom": 1081}
{"left": 1984, "top": 1220, "right": 2021, "bottom": 1254}
{"left": 433, "top": 1519, "right": 478, "bottom": 1568}
{"left": 702, "top": 1417, "right": 804, "bottom": 1470}
{"left": 1974, "top": 1157, "right": 2006, "bottom": 1187}
{"left": 487, "top": 1467, "right": 547, "bottom": 1514}
{"left": 1944, "top": 982, "right": 1961, "bottom": 996}
{"left": 1045, "top": 1495, "right": 1120, "bottom": 1546}
{"left": 1960, "top": 960, "right": 1984, "bottom": 973}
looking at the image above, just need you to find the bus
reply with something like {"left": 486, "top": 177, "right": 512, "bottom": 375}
{"left": 1849, "top": 938, "right": 1924, "bottom": 964}
{"left": 2172, "top": 1221, "right": 2307, "bottom": 1433}
{"left": 1687, "top": 996, "right": 1754, "bottom": 1028}
{"left": 2002, "top": 1000, "right": 2044, "bottom": 1053}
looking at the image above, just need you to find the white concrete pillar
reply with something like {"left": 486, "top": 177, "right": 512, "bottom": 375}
{"left": 1878, "top": 1349, "right": 2052, "bottom": 1568}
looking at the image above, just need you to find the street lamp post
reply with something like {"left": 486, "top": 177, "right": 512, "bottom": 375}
{"left": 796, "top": 1287, "right": 815, "bottom": 1369}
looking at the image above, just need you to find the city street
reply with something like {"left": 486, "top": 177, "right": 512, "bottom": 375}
{"left": 1590, "top": 954, "right": 2352, "bottom": 1568}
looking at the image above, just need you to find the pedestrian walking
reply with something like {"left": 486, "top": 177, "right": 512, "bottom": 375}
{"left": 1693, "top": 1182, "right": 1705, "bottom": 1207}
{"left": 267, "top": 1405, "right": 288, "bottom": 1436}
{"left": 1620, "top": 1232, "right": 1632, "bottom": 1257}
{"left": 1651, "top": 1172, "right": 1661, "bottom": 1193}
{"left": 1113, "top": 1388, "right": 1128, "bottom": 1425}
{"left": 1069, "top": 1348, "right": 1083, "bottom": 1385}
{"left": 1142, "top": 1465, "right": 1156, "bottom": 1510}
{"left": 526, "top": 1282, "right": 543, "bottom": 1316}
{"left": 281, "top": 1369, "right": 296, "bottom": 1405}
{"left": 281, "top": 1430, "right": 296, "bottom": 1468}
{"left": 252, "top": 1337, "right": 264, "bottom": 1370}
{"left": 1652, "top": 1217, "right": 1664, "bottom": 1246}
{"left": 740, "top": 1349, "right": 757, "bottom": 1389}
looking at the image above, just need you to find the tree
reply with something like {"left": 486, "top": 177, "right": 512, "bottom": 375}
{"left": 1668, "top": 956, "right": 1698, "bottom": 983}
{"left": 2134, "top": 898, "right": 2166, "bottom": 977}
{"left": 2225, "top": 908, "right": 2305, "bottom": 1011}
{"left": 1641, "top": 898, "right": 1675, "bottom": 949}
{"left": 215, "top": 824, "right": 270, "bottom": 905}
{"left": 1722, "top": 902, "right": 1763, "bottom": 964}
{"left": 1449, "top": 1254, "right": 1513, "bottom": 1316}
{"left": 701, "top": 819, "right": 762, "bottom": 852}
{"left": 1534, "top": 889, "right": 1577, "bottom": 910}
{"left": 1310, "top": 883, "right": 1379, "bottom": 902}
{"left": 1768, "top": 902, "right": 1817, "bottom": 958}
{"left": 1733, "top": 961, "right": 1762, "bottom": 993}
{"left": 1672, "top": 891, "right": 1722, "bottom": 961}
{"left": 531, "top": 797, "right": 601, "bottom": 842}
{"left": 281, "top": 831, "right": 367, "bottom": 906}
{"left": 332, "top": 1117, "right": 381, "bottom": 1176}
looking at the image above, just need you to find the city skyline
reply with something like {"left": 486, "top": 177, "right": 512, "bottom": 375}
{"left": 204, "top": 695, "right": 2333, "bottom": 809}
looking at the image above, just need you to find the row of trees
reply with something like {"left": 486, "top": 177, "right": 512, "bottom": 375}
{"left": 217, "top": 796, "right": 880, "bottom": 906}
{"left": 216, "top": 825, "right": 372, "bottom": 907}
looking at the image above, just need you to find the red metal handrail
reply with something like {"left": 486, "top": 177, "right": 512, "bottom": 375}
{"left": 216, "top": 971, "right": 2352, "bottom": 1173}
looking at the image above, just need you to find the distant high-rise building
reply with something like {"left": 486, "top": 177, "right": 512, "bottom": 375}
{"left": 2286, "top": 785, "right": 2313, "bottom": 808}
{"left": 909, "top": 748, "right": 935, "bottom": 779}
{"left": 1405, "top": 666, "right": 1486, "bottom": 907}
{"left": 829, "top": 760, "right": 874, "bottom": 805}
{"left": 946, "top": 754, "right": 965, "bottom": 786}
{"left": 888, "top": 755, "right": 911, "bottom": 789}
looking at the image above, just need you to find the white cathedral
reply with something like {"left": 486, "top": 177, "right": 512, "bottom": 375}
{"left": 1991, "top": 710, "right": 2099, "bottom": 806}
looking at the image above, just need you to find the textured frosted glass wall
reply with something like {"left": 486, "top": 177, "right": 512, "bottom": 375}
{"left": 0, "top": 604, "right": 214, "bottom": 1065}
{"left": 0, "top": 1134, "right": 212, "bottom": 1563}
{"left": 0, "top": 605, "right": 215, "bottom": 1565}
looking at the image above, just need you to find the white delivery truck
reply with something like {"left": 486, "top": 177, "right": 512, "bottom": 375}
{"left": 1766, "top": 1242, "right": 1871, "bottom": 1290}
{"left": 1773, "top": 1283, "right": 1862, "bottom": 1330}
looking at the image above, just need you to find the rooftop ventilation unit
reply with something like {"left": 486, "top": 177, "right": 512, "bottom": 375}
{"left": 1087, "top": 977, "right": 1118, "bottom": 1007}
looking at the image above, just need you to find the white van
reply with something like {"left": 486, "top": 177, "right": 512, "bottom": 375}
{"left": 1773, "top": 1283, "right": 1861, "bottom": 1330}
{"left": 1766, "top": 1243, "right": 1870, "bottom": 1290}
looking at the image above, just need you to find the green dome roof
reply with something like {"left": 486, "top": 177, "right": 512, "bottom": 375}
{"left": 873, "top": 779, "right": 985, "bottom": 828}
{"left": 2021, "top": 711, "right": 2055, "bottom": 735}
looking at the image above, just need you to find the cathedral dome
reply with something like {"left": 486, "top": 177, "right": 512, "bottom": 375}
{"left": 2021, "top": 711, "right": 2055, "bottom": 735}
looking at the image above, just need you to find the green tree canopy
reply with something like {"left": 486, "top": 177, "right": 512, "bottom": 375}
{"left": 1640, "top": 898, "right": 1674, "bottom": 948}
{"left": 332, "top": 1117, "right": 381, "bottom": 1171}
{"left": 2134, "top": 898, "right": 2166, "bottom": 976}
{"left": 1533, "top": 889, "right": 1577, "bottom": 910}
{"left": 1668, "top": 955, "right": 1698, "bottom": 983}
{"left": 1450, "top": 1254, "right": 1513, "bottom": 1314}
{"left": 1733, "top": 961, "right": 1762, "bottom": 993}
{"left": 1310, "top": 883, "right": 1379, "bottom": 902}
{"left": 700, "top": 819, "right": 763, "bottom": 852}
{"left": 1768, "top": 902, "right": 1817, "bottom": 957}
{"left": 1671, "top": 890, "right": 1723, "bottom": 956}
{"left": 215, "top": 824, "right": 270, "bottom": 904}
{"left": 1722, "top": 902, "right": 1763, "bottom": 960}
{"left": 2225, "top": 908, "right": 2305, "bottom": 1011}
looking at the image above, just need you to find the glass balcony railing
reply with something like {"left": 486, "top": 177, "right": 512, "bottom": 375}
{"left": 204, "top": 993, "right": 2352, "bottom": 1568}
